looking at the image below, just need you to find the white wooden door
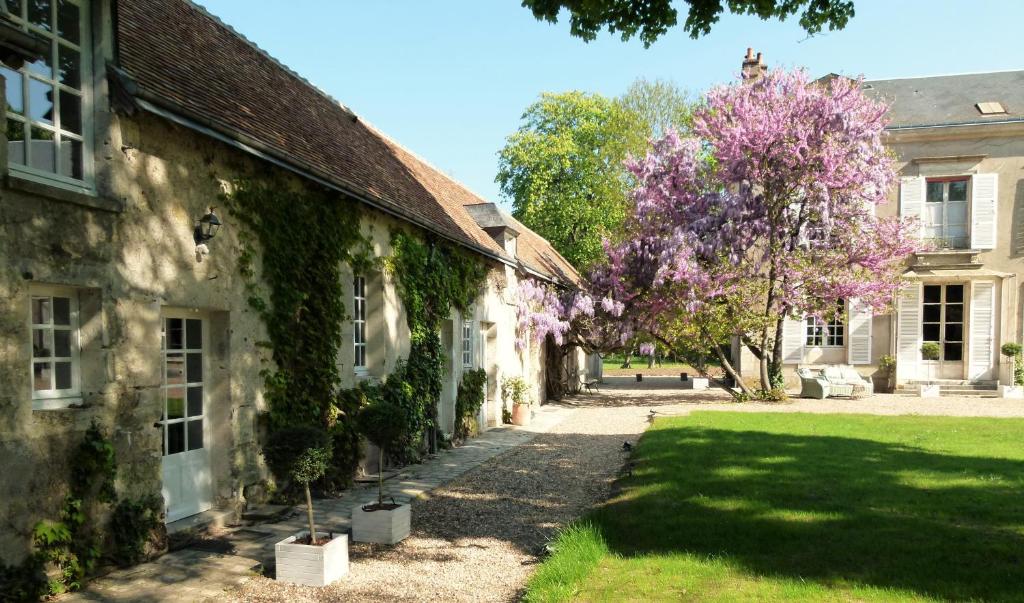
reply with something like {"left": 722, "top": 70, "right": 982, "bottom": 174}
{"left": 159, "top": 313, "right": 213, "bottom": 523}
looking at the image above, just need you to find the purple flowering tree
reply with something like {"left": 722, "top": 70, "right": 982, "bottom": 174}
{"left": 601, "top": 69, "right": 920, "bottom": 394}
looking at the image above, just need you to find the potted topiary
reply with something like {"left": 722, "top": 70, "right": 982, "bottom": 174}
{"left": 877, "top": 354, "right": 896, "bottom": 393}
{"left": 268, "top": 426, "right": 348, "bottom": 587}
{"left": 351, "top": 399, "right": 411, "bottom": 544}
{"left": 920, "top": 342, "right": 940, "bottom": 381}
{"left": 501, "top": 376, "right": 531, "bottom": 426}
{"left": 1000, "top": 343, "right": 1023, "bottom": 398}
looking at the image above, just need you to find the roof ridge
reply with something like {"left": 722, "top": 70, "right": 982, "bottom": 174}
{"left": 866, "top": 68, "right": 1024, "bottom": 83}
{"left": 187, "top": 0, "right": 358, "bottom": 119}
{"left": 359, "top": 118, "right": 500, "bottom": 207}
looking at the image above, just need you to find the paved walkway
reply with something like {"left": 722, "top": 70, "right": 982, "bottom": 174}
{"left": 64, "top": 403, "right": 573, "bottom": 602}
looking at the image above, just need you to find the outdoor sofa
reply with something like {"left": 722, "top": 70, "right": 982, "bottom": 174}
{"left": 797, "top": 365, "right": 874, "bottom": 399}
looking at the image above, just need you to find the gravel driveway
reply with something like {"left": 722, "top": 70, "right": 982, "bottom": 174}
{"left": 222, "top": 378, "right": 1024, "bottom": 602}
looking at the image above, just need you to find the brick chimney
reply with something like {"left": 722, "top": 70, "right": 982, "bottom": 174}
{"left": 741, "top": 47, "right": 767, "bottom": 82}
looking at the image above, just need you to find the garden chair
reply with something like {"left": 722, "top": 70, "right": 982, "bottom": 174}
{"left": 579, "top": 374, "right": 600, "bottom": 394}
{"left": 797, "top": 368, "right": 830, "bottom": 399}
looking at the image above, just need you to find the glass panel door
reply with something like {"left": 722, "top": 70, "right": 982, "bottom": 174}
{"left": 159, "top": 315, "right": 212, "bottom": 522}
{"left": 921, "top": 284, "right": 964, "bottom": 379}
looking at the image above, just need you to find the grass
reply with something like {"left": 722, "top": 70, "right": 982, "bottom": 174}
{"left": 526, "top": 412, "right": 1024, "bottom": 602}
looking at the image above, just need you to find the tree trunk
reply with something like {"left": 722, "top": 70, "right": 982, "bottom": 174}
{"left": 378, "top": 446, "right": 385, "bottom": 506}
{"left": 713, "top": 342, "right": 754, "bottom": 398}
{"left": 769, "top": 316, "right": 786, "bottom": 389}
{"left": 304, "top": 483, "right": 317, "bottom": 544}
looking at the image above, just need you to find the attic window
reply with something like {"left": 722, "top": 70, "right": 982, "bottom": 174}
{"left": 976, "top": 102, "right": 1006, "bottom": 115}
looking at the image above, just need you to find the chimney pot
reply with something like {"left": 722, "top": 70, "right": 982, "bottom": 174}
{"left": 741, "top": 48, "right": 767, "bottom": 83}
{"left": 746, "top": 47, "right": 754, "bottom": 59}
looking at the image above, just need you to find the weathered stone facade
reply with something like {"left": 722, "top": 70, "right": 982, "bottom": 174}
{"left": 0, "top": 1, "right": 582, "bottom": 566}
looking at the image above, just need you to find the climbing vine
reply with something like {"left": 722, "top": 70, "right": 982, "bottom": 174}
{"left": 454, "top": 368, "right": 487, "bottom": 441}
{"left": 384, "top": 231, "right": 488, "bottom": 457}
{"left": 225, "top": 179, "right": 372, "bottom": 485}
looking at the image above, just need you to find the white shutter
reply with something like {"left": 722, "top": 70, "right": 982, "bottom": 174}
{"left": 782, "top": 315, "right": 805, "bottom": 364}
{"left": 896, "top": 283, "right": 922, "bottom": 382}
{"left": 970, "top": 173, "right": 998, "bottom": 249}
{"left": 969, "top": 281, "right": 995, "bottom": 380}
{"left": 899, "top": 176, "right": 926, "bottom": 239}
{"left": 847, "top": 298, "right": 873, "bottom": 365}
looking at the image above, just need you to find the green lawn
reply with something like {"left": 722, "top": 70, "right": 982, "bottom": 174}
{"left": 527, "top": 412, "right": 1024, "bottom": 602}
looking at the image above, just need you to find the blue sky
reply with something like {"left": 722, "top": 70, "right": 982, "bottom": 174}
{"left": 199, "top": 1, "right": 1024, "bottom": 206}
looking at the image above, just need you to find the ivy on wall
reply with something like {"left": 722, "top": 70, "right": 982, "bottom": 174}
{"left": 454, "top": 368, "right": 487, "bottom": 441}
{"left": 227, "top": 181, "right": 488, "bottom": 481}
{"left": 384, "top": 231, "right": 488, "bottom": 457}
{"left": 226, "top": 180, "right": 372, "bottom": 487}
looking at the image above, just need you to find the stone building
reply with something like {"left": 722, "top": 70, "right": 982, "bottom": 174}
{"left": 0, "top": 0, "right": 587, "bottom": 564}
{"left": 733, "top": 54, "right": 1024, "bottom": 392}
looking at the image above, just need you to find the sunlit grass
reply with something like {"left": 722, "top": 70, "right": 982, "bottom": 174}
{"left": 526, "top": 412, "right": 1024, "bottom": 602}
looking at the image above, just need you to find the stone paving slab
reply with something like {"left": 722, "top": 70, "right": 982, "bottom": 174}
{"left": 62, "top": 402, "right": 573, "bottom": 603}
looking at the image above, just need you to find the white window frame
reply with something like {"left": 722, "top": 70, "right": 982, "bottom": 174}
{"left": 353, "top": 275, "right": 367, "bottom": 374}
{"left": 2, "top": 0, "right": 95, "bottom": 194}
{"left": 30, "top": 285, "right": 81, "bottom": 409}
{"left": 805, "top": 301, "right": 845, "bottom": 348}
{"left": 924, "top": 178, "right": 969, "bottom": 249}
{"left": 462, "top": 319, "right": 473, "bottom": 368}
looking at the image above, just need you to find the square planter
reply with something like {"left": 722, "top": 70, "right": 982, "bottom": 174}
{"left": 275, "top": 531, "right": 348, "bottom": 587}
{"left": 1000, "top": 385, "right": 1024, "bottom": 399}
{"left": 351, "top": 501, "right": 411, "bottom": 544}
{"left": 918, "top": 384, "right": 941, "bottom": 398}
{"left": 682, "top": 377, "right": 709, "bottom": 390}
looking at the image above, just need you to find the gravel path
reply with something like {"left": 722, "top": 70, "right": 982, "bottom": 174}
{"left": 224, "top": 397, "right": 655, "bottom": 602}
{"left": 222, "top": 379, "right": 1024, "bottom": 602}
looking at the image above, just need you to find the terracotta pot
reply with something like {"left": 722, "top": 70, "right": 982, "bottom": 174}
{"left": 511, "top": 403, "right": 531, "bottom": 426}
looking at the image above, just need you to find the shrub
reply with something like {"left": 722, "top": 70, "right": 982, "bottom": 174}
{"left": 920, "top": 342, "right": 941, "bottom": 361}
{"left": 109, "top": 496, "right": 163, "bottom": 567}
{"left": 1001, "top": 343, "right": 1024, "bottom": 386}
{"left": 878, "top": 354, "right": 896, "bottom": 375}
{"left": 357, "top": 400, "right": 409, "bottom": 506}
{"left": 454, "top": 369, "right": 487, "bottom": 441}
{"left": 262, "top": 424, "right": 333, "bottom": 489}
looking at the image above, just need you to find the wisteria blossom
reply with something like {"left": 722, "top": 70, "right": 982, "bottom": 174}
{"left": 514, "top": 277, "right": 625, "bottom": 352}
{"left": 599, "top": 69, "right": 921, "bottom": 392}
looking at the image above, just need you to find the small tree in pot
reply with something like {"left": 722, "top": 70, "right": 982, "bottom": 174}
{"left": 352, "top": 400, "right": 412, "bottom": 544}
{"left": 1000, "top": 343, "right": 1023, "bottom": 398}
{"left": 501, "top": 376, "right": 531, "bottom": 426}
{"left": 266, "top": 426, "right": 348, "bottom": 587}
{"left": 878, "top": 354, "right": 896, "bottom": 393}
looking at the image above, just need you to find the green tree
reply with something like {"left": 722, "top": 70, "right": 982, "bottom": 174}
{"left": 497, "top": 91, "right": 645, "bottom": 270}
{"left": 521, "top": 0, "right": 855, "bottom": 46}
{"left": 616, "top": 78, "right": 692, "bottom": 138}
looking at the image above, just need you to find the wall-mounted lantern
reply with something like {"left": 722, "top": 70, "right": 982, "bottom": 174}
{"left": 193, "top": 207, "right": 222, "bottom": 244}
{"left": 193, "top": 207, "right": 222, "bottom": 263}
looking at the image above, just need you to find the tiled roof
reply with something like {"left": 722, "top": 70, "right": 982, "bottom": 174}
{"left": 114, "top": 0, "right": 501, "bottom": 259}
{"left": 862, "top": 70, "right": 1024, "bottom": 129}
{"left": 115, "top": 0, "right": 580, "bottom": 287}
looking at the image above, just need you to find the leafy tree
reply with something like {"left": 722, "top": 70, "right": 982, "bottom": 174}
{"left": 521, "top": 0, "right": 856, "bottom": 46}
{"left": 357, "top": 400, "right": 408, "bottom": 507}
{"left": 498, "top": 83, "right": 691, "bottom": 271}
{"left": 497, "top": 91, "right": 645, "bottom": 270}
{"left": 598, "top": 69, "right": 920, "bottom": 394}
{"left": 617, "top": 78, "right": 692, "bottom": 138}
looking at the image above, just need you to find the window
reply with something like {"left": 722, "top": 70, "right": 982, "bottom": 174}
{"left": 30, "top": 289, "right": 79, "bottom": 405}
{"left": 922, "top": 284, "right": 964, "bottom": 362}
{"left": 353, "top": 276, "right": 366, "bottom": 372}
{"left": 2, "top": 0, "right": 91, "bottom": 188}
{"left": 462, "top": 320, "right": 473, "bottom": 367}
{"left": 806, "top": 300, "right": 845, "bottom": 347}
{"left": 924, "top": 178, "right": 969, "bottom": 249}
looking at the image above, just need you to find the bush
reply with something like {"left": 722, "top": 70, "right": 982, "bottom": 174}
{"left": 109, "top": 496, "right": 163, "bottom": 567}
{"left": 755, "top": 388, "right": 788, "bottom": 402}
{"left": 357, "top": 399, "right": 409, "bottom": 506}
{"left": 0, "top": 557, "right": 47, "bottom": 603}
{"left": 920, "top": 342, "right": 941, "bottom": 361}
{"left": 878, "top": 354, "right": 896, "bottom": 375}
{"left": 454, "top": 369, "right": 487, "bottom": 441}
{"left": 262, "top": 424, "right": 333, "bottom": 487}
{"left": 1001, "top": 343, "right": 1024, "bottom": 386}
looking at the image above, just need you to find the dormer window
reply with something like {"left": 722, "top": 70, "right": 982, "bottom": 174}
{"left": 975, "top": 102, "right": 1006, "bottom": 115}
{"left": 1, "top": 0, "right": 91, "bottom": 190}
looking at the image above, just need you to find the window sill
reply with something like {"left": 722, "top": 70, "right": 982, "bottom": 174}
{"left": 32, "top": 397, "right": 84, "bottom": 411}
{"left": 5, "top": 174, "right": 123, "bottom": 213}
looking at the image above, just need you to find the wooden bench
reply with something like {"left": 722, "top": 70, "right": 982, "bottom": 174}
{"left": 579, "top": 375, "right": 600, "bottom": 394}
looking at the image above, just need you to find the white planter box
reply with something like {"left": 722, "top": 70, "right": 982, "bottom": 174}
{"left": 275, "top": 531, "right": 348, "bottom": 587}
{"left": 351, "top": 502, "right": 411, "bottom": 544}
{"left": 682, "top": 377, "right": 709, "bottom": 390}
{"left": 1000, "top": 385, "right": 1024, "bottom": 399}
{"left": 918, "top": 384, "right": 941, "bottom": 398}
